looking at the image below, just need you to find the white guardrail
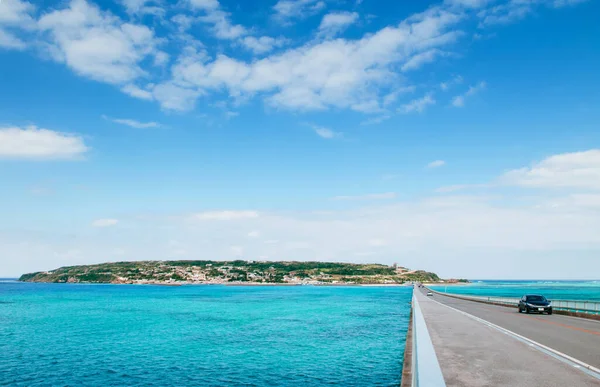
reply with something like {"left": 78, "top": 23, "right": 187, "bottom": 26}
{"left": 429, "top": 290, "right": 600, "bottom": 315}
{"left": 411, "top": 290, "right": 446, "bottom": 387}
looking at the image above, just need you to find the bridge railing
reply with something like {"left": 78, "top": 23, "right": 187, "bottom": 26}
{"left": 429, "top": 290, "right": 600, "bottom": 315}
{"left": 411, "top": 290, "right": 446, "bottom": 387}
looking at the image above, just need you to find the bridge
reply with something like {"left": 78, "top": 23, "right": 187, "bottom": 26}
{"left": 405, "top": 285, "right": 600, "bottom": 386}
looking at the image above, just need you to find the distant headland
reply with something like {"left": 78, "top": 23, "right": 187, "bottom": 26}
{"left": 18, "top": 260, "right": 462, "bottom": 285}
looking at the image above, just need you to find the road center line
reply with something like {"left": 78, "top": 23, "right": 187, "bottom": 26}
{"left": 518, "top": 314, "right": 600, "bottom": 336}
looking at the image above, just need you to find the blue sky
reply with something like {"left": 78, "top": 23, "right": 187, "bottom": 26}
{"left": 1, "top": 0, "right": 599, "bottom": 278}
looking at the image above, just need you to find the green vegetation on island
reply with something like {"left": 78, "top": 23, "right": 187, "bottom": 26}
{"left": 18, "top": 260, "right": 443, "bottom": 285}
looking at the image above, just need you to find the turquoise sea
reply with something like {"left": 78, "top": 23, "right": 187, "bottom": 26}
{"left": 0, "top": 282, "right": 412, "bottom": 386}
{"left": 430, "top": 280, "right": 600, "bottom": 301}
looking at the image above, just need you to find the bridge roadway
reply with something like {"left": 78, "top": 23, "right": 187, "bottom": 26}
{"left": 415, "top": 288, "right": 600, "bottom": 386}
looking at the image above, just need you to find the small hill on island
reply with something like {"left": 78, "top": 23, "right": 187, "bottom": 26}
{"left": 19, "top": 260, "right": 442, "bottom": 285}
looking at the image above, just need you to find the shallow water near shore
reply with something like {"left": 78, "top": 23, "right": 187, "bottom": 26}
{"left": 0, "top": 282, "right": 411, "bottom": 386}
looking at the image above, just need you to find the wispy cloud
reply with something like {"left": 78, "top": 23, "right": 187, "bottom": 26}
{"left": 440, "top": 75, "right": 463, "bottom": 91}
{"left": 102, "top": 115, "right": 161, "bottom": 128}
{"left": 477, "top": 3, "right": 530, "bottom": 26}
{"left": 332, "top": 192, "right": 397, "bottom": 200}
{"left": 435, "top": 183, "right": 488, "bottom": 193}
{"left": 191, "top": 210, "right": 260, "bottom": 221}
{"left": 92, "top": 219, "right": 119, "bottom": 227}
{"left": 273, "top": 0, "right": 326, "bottom": 24}
{"left": 240, "top": 36, "right": 289, "bottom": 55}
{"left": 451, "top": 81, "right": 486, "bottom": 107}
{"left": 0, "top": 0, "right": 36, "bottom": 50}
{"left": 188, "top": 0, "right": 247, "bottom": 39}
{"left": 499, "top": 149, "right": 600, "bottom": 190}
{"left": 310, "top": 124, "right": 343, "bottom": 139}
{"left": 399, "top": 94, "right": 436, "bottom": 114}
{"left": 121, "top": 0, "right": 164, "bottom": 16}
{"left": 402, "top": 49, "right": 446, "bottom": 72}
{"left": 318, "top": 11, "right": 359, "bottom": 38}
{"left": 427, "top": 160, "right": 446, "bottom": 168}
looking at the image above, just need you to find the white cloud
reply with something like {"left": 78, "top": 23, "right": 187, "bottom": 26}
{"left": 27, "top": 1, "right": 466, "bottom": 113}
{"left": 402, "top": 49, "right": 445, "bottom": 71}
{"left": 451, "top": 81, "right": 486, "bottom": 107}
{"left": 0, "top": 0, "right": 588, "bottom": 116}
{"left": 332, "top": 192, "right": 397, "bottom": 200}
{"left": 399, "top": 93, "right": 436, "bottom": 114}
{"left": 427, "top": 160, "right": 446, "bottom": 168}
{"left": 189, "top": 0, "right": 247, "bottom": 40}
{"left": 121, "top": 0, "right": 163, "bottom": 15}
{"left": 440, "top": 74, "right": 463, "bottom": 90}
{"left": 351, "top": 100, "right": 384, "bottom": 113}
{"left": 451, "top": 95, "right": 465, "bottom": 107}
{"left": 311, "top": 125, "right": 342, "bottom": 139}
{"left": 499, "top": 149, "right": 600, "bottom": 190}
{"left": 318, "top": 11, "right": 359, "bottom": 38}
{"left": 192, "top": 210, "right": 260, "bottom": 220}
{"left": 247, "top": 230, "right": 261, "bottom": 238}
{"left": 154, "top": 51, "right": 170, "bottom": 66}
{"left": 273, "top": 0, "right": 326, "bottom": 24}
{"left": 477, "top": 3, "right": 531, "bottom": 26}
{"left": 445, "top": 0, "right": 491, "bottom": 8}
{"left": 435, "top": 184, "right": 486, "bottom": 193}
{"left": 152, "top": 82, "right": 202, "bottom": 111}
{"left": 465, "top": 81, "right": 486, "bottom": 96}
{"left": 553, "top": 0, "right": 588, "bottom": 7}
{"left": 240, "top": 36, "right": 288, "bottom": 55}
{"left": 102, "top": 115, "right": 161, "bottom": 128}
{"left": 148, "top": 4, "right": 463, "bottom": 111}
{"left": 0, "top": 125, "right": 88, "bottom": 160}
{"left": 0, "top": 29, "right": 26, "bottom": 49}
{"left": 37, "top": 0, "right": 160, "bottom": 85}
{"left": 91, "top": 219, "right": 119, "bottom": 227}
{"left": 0, "top": 0, "right": 36, "bottom": 49}
{"left": 189, "top": 0, "right": 220, "bottom": 10}
{"left": 0, "top": 0, "right": 35, "bottom": 25}
{"left": 121, "top": 84, "right": 154, "bottom": 100}
{"left": 382, "top": 86, "right": 416, "bottom": 106}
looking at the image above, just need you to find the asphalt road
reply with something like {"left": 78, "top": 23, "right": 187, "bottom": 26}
{"left": 415, "top": 289, "right": 600, "bottom": 386}
{"left": 420, "top": 287, "right": 600, "bottom": 369}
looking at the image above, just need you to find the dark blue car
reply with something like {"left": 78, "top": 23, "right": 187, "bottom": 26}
{"left": 518, "top": 294, "right": 553, "bottom": 315}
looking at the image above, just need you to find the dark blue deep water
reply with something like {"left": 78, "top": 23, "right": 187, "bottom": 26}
{"left": 0, "top": 282, "right": 412, "bottom": 386}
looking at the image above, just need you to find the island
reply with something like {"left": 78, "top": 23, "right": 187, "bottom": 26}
{"left": 19, "top": 260, "right": 443, "bottom": 285}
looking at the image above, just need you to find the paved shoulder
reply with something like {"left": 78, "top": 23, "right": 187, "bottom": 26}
{"left": 415, "top": 290, "right": 600, "bottom": 387}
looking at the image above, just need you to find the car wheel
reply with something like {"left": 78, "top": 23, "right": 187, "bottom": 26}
{"left": 518, "top": 307, "right": 522, "bottom": 313}
{"left": 525, "top": 307, "right": 530, "bottom": 314}
{"left": 548, "top": 311, "right": 552, "bottom": 315}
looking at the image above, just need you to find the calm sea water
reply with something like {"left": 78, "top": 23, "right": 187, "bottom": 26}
{"left": 430, "top": 280, "right": 600, "bottom": 301}
{"left": 0, "top": 282, "right": 412, "bottom": 386}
